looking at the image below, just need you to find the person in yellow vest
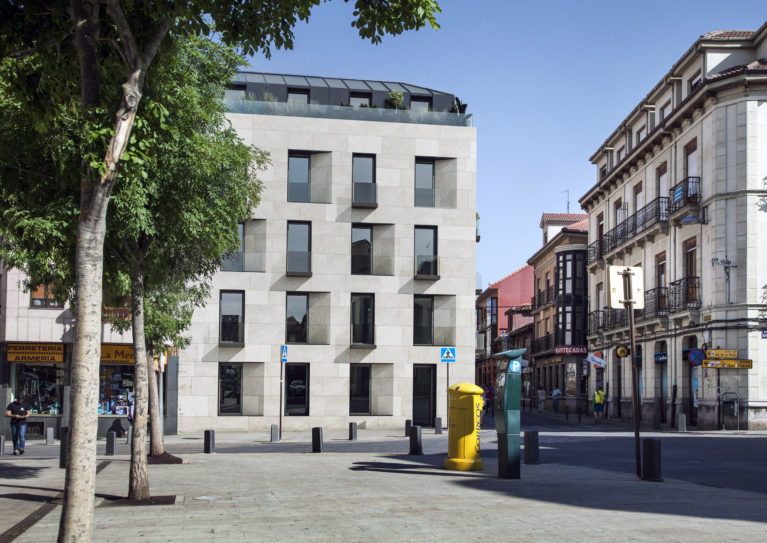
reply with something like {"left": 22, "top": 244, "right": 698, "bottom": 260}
{"left": 593, "top": 387, "right": 606, "bottom": 424}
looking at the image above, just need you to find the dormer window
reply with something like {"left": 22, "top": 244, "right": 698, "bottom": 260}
{"left": 689, "top": 71, "right": 702, "bottom": 92}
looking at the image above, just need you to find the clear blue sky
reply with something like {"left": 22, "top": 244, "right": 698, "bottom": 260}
{"left": 246, "top": 1, "right": 765, "bottom": 288}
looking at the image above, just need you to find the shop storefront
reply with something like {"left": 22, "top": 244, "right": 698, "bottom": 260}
{"left": 3, "top": 342, "right": 135, "bottom": 439}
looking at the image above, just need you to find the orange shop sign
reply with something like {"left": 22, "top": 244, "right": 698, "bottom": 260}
{"left": 7, "top": 343, "right": 64, "bottom": 363}
{"left": 101, "top": 344, "right": 134, "bottom": 365}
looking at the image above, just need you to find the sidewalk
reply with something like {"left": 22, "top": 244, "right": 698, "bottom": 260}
{"left": 1, "top": 427, "right": 766, "bottom": 542}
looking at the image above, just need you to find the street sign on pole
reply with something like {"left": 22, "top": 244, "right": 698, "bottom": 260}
{"left": 608, "top": 266, "right": 645, "bottom": 309}
{"left": 279, "top": 345, "right": 287, "bottom": 440}
{"left": 281, "top": 345, "right": 288, "bottom": 363}
{"left": 440, "top": 347, "right": 456, "bottom": 363}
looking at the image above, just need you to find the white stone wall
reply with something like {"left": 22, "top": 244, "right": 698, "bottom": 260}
{"left": 178, "top": 113, "right": 477, "bottom": 432}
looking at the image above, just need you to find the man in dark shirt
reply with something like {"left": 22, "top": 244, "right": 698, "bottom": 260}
{"left": 6, "top": 397, "right": 31, "bottom": 455}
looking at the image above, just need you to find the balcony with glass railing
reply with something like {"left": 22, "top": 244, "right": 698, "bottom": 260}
{"left": 414, "top": 255, "right": 440, "bottom": 280}
{"left": 352, "top": 182, "right": 377, "bottom": 208}
{"left": 287, "top": 251, "right": 312, "bottom": 276}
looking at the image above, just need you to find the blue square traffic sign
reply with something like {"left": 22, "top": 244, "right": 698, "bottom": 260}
{"left": 440, "top": 347, "right": 455, "bottom": 363}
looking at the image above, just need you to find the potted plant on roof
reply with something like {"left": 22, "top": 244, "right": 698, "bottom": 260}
{"left": 386, "top": 90, "right": 403, "bottom": 110}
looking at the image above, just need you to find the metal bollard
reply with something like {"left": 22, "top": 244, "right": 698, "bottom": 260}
{"left": 270, "top": 424, "right": 279, "bottom": 443}
{"left": 409, "top": 425, "right": 423, "bottom": 455}
{"left": 312, "top": 427, "right": 323, "bottom": 453}
{"left": 677, "top": 414, "right": 687, "bottom": 432}
{"left": 106, "top": 431, "right": 116, "bottom": 456}
{"left": 46, "top": 427, "right": 55, "bottom": 446}
{"left": 348, "top": 422, "right": 357, "bottom": 441}
{"left": 577, "top": 407, "right": 582, "bottom": 423}
{"left": 126, "top": 425, "right": 133, "bottom": 445}
{"left": 565, "top": 405, "right": 570, "bottom": 421}
{"left": 59, "top": 427, "right": 68, "bottom": 469}
{"left": 653, "top": 409, "right": 662, "bottom": 430}
{"left": 204, "top": 429, "right": 215, "bottom": 453}
{"left": 641, "top": 438, "right": 663, "bottom": 482}
{"left": 524, "top": 430, "right": 539, "bottom": 465}
{"left": 0, "top": 435, "right": 4, "bottom": 456}
{"left": 405, "top": 419, "right": 412, "bottom": 437}
{"left": 434, "top": 417, "right": 443, "bottom": 434}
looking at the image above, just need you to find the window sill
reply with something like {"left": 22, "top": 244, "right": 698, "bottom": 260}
{"left": 414, "top": 274, "right": 440, "bottom": 281}
{"left": 286, "top": 271, "right": 312, "bottom": 277}
{"left": 351, "top": 343, "right": 376, "bottom": 349}
{"left": 352, "top": 202, "right": 378, "bottom": 209}
{"left": 285, "top": 342, "right": 330, "bottom": 346}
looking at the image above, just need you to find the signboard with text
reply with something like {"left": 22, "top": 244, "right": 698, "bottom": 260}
{"left": 702, "top": 359, "right": 752, "bottom": 369}
{"left": 100, "top": 344, "right": 135, "bottom": 365}
{"left": 7, "top": 343, "right": 64, "bottom": 363}
{"left": 706, "top": 349, "right": 738, "bottom": 359}
{"left": 555, "top": 346, "right": 588, "bottom": 355}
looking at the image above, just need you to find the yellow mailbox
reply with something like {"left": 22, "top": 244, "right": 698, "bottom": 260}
{"left": 445, "top": 383, "right": 484, "bottom": 471}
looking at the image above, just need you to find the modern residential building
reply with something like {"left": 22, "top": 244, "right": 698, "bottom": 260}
{"left": 580, "top": 22, "right": 767, "bottom": 429}
{"left": 475, "top": 266, "right": 533, "bottom": 388}
{"left": 527, "top": 214, "right": 589, "bottom": 412}
{"left": 175, "top": 72, "right": 477, "bottom": 432}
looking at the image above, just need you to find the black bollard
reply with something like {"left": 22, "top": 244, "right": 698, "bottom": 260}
{"left": 434, "top": 417, "right": 443, "bottom": 434}
{"left": 524, "top": 430, "right": 539, "bottom": 465}
{"left": 405, "top": 419, "right": 412, "bottom": 437}
{"left": 271, "top": 424, "right": 279, "bottom": 442}
{"left": 59, "top": 427, "right": 68, "bottom": 469}
{"left": 312, "top": 427, "right": 323, "bottom": 453}
{"left": 106, "top": 431, "right": 116, "bottom": 456}
{"left": 204, "top": 429, "right": 215, "bottom": 454}
{"left": 409, "top": 425, "right": 423, "bottom": 455}
{"left": 653, "top": 409, "right": 662, "bottom": 430}
{"left": 641, "top": 438, "right": 663, "bottom": 482}
{"left": 577, "top": 407, "right": 582, "bottom": 423}
{"left": 349, "top": 422, "right": 357, "bottom": 441}
{"left": 565, "top": 405, "right": 570, "bottom": 421}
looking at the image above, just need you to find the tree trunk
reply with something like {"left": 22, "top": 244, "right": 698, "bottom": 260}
{"left": 147, "top": 361, "right": 164, "bottom": 456}
{"left": 57, "top": 183, "right": 111, "bottom": 543}
{"left": 128, "top": 257, "right": 150, "bottom": 500}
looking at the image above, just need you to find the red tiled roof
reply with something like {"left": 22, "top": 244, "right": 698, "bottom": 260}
{"left": 702, "top": 30, "right": 755, "bottom": 39}
{"left": 541, "top": 213, "right": 588, "bottom": 223}
{"left": 564, "top": 218, "right": 589, "bottom": 232}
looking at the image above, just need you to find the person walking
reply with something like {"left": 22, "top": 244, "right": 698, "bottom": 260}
{"left": 536, "top": 385, "right": 546, "bottom": 413}
{"left": 552, "top": 387, "right": 562, "bottom": 414}
{"left": 486, "top": 385, "right": 494, "bottom": 417}
{"left": 6, "top": 395, "right": 32, "bottom": 455}
{"left": 593, "top": 387, "right": 606, "bottom": 423}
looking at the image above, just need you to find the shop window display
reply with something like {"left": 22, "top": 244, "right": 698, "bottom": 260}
{"left": 99, "top": 365, "right": 135, "bottom": 415}
{"left": 12, "top": 363, "right": 64, "bottom": 414}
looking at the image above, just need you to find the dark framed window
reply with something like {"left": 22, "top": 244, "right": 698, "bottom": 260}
{"left": 351, "top": 293, "right": 374, "bottom": 346}
{"left": 219, "top": 290, "right": 244, "bottom": 345}
{"left": 415, "top": 158, "right": 435, "bottom": 207}
{"left": 352, "top": 154, "right": 376, "bottom": 207}
{"left": 349, "top": 364, "right": 371, "bottom": 415}
{"left": 221, "top": 223, "right": 244, "bottom": 272}
{"left": 414, "top": 226, "right": 438, "bottom": 277}
{"left": 286, "top": 293, "right": 309, "bottom": 343}
{"left": 287, "top": 221, "right": 311, "bottom": 275}
{"left": 218, "top": 363, "right": 242, "bottom": 415}
{"left": 349, "top": 93, "right": 371, "bottom": 107}
{"left": 30, "top": 285, "right": 62, "bottom": 308}
{"left": 288, "top": 152, "right": 311, "bottom": 202}
{"left": 285, "top": 363, "right": 309, "bottom": 416}
{"left": 351, "top": 225, "right": 373, "bottom": 274}
{"left": 287, "top": 89, "right": 309, "bottom": 104}
{"left": 414, "top": 295, "right": 434, "bottom": 345}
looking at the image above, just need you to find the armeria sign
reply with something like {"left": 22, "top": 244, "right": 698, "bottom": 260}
{"left": 555, "top": 346, "right": 588, "bottom": 355}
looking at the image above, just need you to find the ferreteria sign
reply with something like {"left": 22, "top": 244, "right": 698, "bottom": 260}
{"left": 7, "top": 343, "right": 64, "bottom": 363}
{"left": 101, "top": 344, "right": 135, "bottom": 365}
{"left": 555, "top": 346, "right": 588, "bottom": 355}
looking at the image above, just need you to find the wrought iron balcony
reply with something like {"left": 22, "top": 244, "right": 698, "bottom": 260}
{"left": 587, "top": 310, "right": 605, "bottom": 335}
{"left": 532, "top": 333, "right": 553, "bottom": 355}
{"left": 668, "top": 177, "right": 700, "bottom": 215}
{"left": 531, "top": 285, "right": 556, "bottom": 311}
{"left": 604, "top": 308, "right": 628, "bottom": 330}
{"left": 639, "top": 287, "right": 668, "bottom": 321}
{"left": 669, "top": 277, "right": 701, "bottom": 313}
{"left": 588, "top": 197, "right": 669, "bottom": 264}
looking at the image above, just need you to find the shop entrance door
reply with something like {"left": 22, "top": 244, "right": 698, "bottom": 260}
{"left": 413, "top": 364, "right": 436, "bottom": 427}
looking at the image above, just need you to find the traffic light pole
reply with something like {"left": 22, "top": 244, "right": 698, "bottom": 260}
{"left": 621, "top": 269, "right": 641, "bottom": 478}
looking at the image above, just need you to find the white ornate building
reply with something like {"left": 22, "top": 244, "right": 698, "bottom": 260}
{"left": 579, "top": 23, "right": 767, "bottom": 429}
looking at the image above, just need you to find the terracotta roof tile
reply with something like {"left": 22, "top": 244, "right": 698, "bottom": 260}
{"left": 564, "top": 218, "right": 589, "bottom": 231}
{"left": 702, "top": 30, "right": 755, "bottom": 39}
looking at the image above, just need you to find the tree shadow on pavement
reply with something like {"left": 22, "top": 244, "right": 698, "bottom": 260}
{"left": 0, "top": 464, "right": 48, "bottom": 480}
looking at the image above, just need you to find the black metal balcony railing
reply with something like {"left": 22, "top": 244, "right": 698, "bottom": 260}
{"left": 669, "top": 276, "right": 701, "bottom": 313}
{"left": 639, "top": 287, "right": 668, "bottom": 321}
{"left": 587, "top": 197, "right": 670, "bottom": 265}
{"left": 604, "top": 308, "right": 627, "bottom": 330}
{"left": 531, "top": 333, "right": 553, "bottom": 355}
{"left": 531, "top": 285, "right": 556, "bottom": 311}
{"left": 668, "top": 177, "right": 700, "bottom": 214}
{"left": 587, "top": 310, "right": 604, "bottom": 335}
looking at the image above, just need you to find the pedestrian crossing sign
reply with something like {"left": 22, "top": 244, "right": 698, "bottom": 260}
{"left": 281, "top": 345, "right": 288, "bottom": 363}
{"left": 441, "top": 347, "right": 456, "bottom": 363}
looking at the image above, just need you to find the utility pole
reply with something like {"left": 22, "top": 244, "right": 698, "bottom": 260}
{"left": 620, "top": 268, "right": 641, "bottom": 478}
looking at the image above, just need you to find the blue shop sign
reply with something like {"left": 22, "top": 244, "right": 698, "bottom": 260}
{"left": 654, "top": 352, "right": 668, "bottom": 363}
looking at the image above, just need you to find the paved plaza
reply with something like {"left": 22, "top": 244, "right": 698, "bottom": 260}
{"left": 1, "top": 416, "right": 767, "bottom": 542}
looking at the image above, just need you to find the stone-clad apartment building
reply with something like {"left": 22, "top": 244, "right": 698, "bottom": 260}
{"left": 0, "top": 72, "right": 476, "bottom": 438}
{"left": 580, "top": 23, "right": 767, "bottom": 429}
{"left": 177, "top": 73, "right": 477, "bottom": 433}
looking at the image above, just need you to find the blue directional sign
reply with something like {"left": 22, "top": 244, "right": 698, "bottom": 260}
{"left": 440, "top": 347, "right": 456, "bottom": 363}
{"left": 281, "top": 345, "right": 288, "bottom": 363}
